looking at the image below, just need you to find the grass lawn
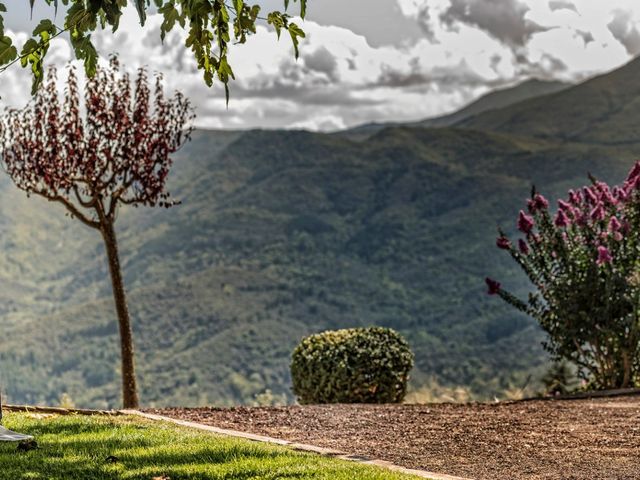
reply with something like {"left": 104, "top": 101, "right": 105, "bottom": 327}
{"left": 0, "top": 413, "right": 421, "bottom": 480}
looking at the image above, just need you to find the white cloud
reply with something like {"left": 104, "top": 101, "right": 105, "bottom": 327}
{"left": 2, "top": 1, "right": 640, "bottom": 131}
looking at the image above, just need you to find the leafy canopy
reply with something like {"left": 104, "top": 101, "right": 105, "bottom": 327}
{"left": 0, "top": 0, "right": 307, "bottom": 99}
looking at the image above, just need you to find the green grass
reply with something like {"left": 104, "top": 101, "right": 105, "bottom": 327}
{"left": 0, "top": 413, "right": 420, "bottom": 480}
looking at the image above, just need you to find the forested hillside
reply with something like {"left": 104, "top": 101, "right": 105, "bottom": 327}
{"left": 1, "top": 58, "right": 640, "bottom": 408}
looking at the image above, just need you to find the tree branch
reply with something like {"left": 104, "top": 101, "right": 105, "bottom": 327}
{"left": 34, "top": 191, "right": 100, "bottom": 229}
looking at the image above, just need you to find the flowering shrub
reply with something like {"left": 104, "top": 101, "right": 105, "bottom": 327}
{"left": 486, "top": 163, "right": 640, "bottom": 389}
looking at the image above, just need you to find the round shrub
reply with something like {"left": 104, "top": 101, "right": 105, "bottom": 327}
{"left": 290, "top": 327, "right": 414, "bottom": 404}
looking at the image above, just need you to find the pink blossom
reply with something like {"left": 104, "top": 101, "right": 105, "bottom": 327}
{"left": 554, "top": 210, "right": 570, "bottom": 227}
{"left": 568, "top": 189, "right": 582, "bottom": 205}
{"left": 533, "top": 194, "right": 549, "bottom": 210}
{"left": 584, "top": 187, "right": 598, "bottom": 205}
{"left": 485, "top": 277, "right": 501, "bottom": 295}
{"left": 626, "top": 161, "right": 640, "bottom": 183}
{"left": 496, "top": 236, "right": 511, "bottom": 250}
{"left": 517, "top": 210, "right": 535, "bottom": 234}
{"left": 596, "top": 245, "right": 613, "bottom": 265}
{"left": 518, "top": 239, "right": 529, "bottom": 254}
{"left": 609, "top": 216, "right": 622, "bottom": 232}
{"left": 527, "top": 194, "right": 549, "bottom": 213}
{"left": 613, "top": 186, "right": 628, "bottom": 203}
{"left": 590, "top": 203, "right": 605, "bottom": 221}
{"left": 600, "top": 188, "right": 617, "bottom": 206}
{"left": 558, "top": 199, "right": 572, "bottom": 211}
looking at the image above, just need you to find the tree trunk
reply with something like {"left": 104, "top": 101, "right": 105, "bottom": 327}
{"left": 100, "top": 219, "right": 139, "bottom": 409}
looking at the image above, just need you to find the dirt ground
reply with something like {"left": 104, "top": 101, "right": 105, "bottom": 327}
{"left": 146, "top": 395, "right": 640, "bottom": 480}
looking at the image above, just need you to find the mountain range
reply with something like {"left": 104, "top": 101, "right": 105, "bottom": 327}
{"left": 1, "top": 58, "right": 639, "bottom": 408}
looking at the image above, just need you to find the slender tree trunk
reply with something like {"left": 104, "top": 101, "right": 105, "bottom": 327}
{"left": 100, "top": 219, "right": 139, "bottom": 409}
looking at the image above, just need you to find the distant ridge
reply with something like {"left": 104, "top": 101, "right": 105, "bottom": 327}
{"left": 459, "top": 56, "right": 640, "bottom": 145}
{"left": 419, "top": 78, "right": 570, "bottom": 128}
{"left": 345, "top": 78, "right": 570, "bottom": 138}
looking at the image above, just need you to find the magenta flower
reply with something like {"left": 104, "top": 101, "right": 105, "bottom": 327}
{"left": 554, "top": 210, "right": 570, "bottom": 227}
{"left": 496, "top": 236, "right": 511, "bottom": 250}
{"left": 534, "top": 194, "right": 549, "bottom": 210}
{"left": 609, "top": 216, "right": 622, "bottom": 232}
{"left": 596, "top": 245, "right": 613, "bottom": 265}
{"left": 613, "top": 186, "right": 628, "bottom": 203}
{"left": 568, "top": 189, "right": 582, "bottom": 206}
{"left": 528, "top": 193, "right": 549, "bottom": 213}
{"left": 518, "top": 239, "right": 529, "bottom": 255}
{"left": 590, "top": 203, "right": 605, "bottom": 221}
{"left": 485, "top": 277, "right": 501, "bottom": 295}
{"left": 584, "top": 187, "right": 598, "bottom": 205}
{"left": 558, "top": 199, "right": 572, "bottom": 211}
{"left": 626, "top": 161, "right": 640, "bottom": 183}
{"left": 517, "top": 210, "right": 534, "bottom": 234}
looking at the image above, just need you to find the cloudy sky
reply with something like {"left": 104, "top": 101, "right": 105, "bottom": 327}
{"left": 2, "top": 0, "right": 640, "bottom": 131}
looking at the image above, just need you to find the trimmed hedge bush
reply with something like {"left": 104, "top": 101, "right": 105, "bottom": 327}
{"left": 290, "top": 327, "right": 414, "bottom": 404}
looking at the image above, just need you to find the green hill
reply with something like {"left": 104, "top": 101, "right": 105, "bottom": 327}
{"left": 459, "top": 56, "right": 640, "bottom": 145}
{"left": 418, "top": 79, "right": 570, "bottom": 128}
{"left": 1, "top": 60, "right": 639, "bottom": 408}
{"left": 344, "top": 78, "right": 570, "bottom": 139}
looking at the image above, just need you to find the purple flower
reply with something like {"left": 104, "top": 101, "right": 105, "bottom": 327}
{"left": 584, "top": 187, "right": 598, "bottom": 205}
{"left": 517, "top": 210, "right": 535, "bottom": 234}
{"left": 485, "top": 277, "right": 501, "bottom": 295}
{"left": 590, "top": 203, "right": 605, "bottom": 221}
{"left": 518, "top": 239, "right": 529, "bottom": 255}
{"left": 626, "top": 161, "right": 640, "bottom": 183}
{"left": 596, "top": 245, "right": 613, "bottom": 265}
{"left": 554, "top": 210, "right": 570, "bottom": 227}
{"left": 558, "top": 199, "right": 572, "bottom": 211}
{"left": 534, "top": 194, "right": 549, "bottom": 210}
{"left": 568, "top": 189, "right": 582, "bottom": 206}
{"left": 613, "top": 186, "right": 628, "bottom": 203}
{"left": 496, "top": 236, "right": 511, "bottom": 250}
{"left": 609, "top": 216, "right": 622, "bottom": 232}
{"left": 528, "top": 193, "right": 549, "bottom": 213}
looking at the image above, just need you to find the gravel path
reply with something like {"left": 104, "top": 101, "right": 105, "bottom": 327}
{"left": 146, "top": 395, "right": 640, "bottom": 480}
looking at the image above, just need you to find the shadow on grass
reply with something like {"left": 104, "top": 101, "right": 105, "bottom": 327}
{"left": 0, "top": 416, "right": 323, "bottom": 480}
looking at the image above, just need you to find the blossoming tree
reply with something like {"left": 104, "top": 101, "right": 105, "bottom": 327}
{"left": 486, "top": 163, "right": 640, "bottom": 389}
{"left": 0, "top": 59, "right": 194, "bottom": 408}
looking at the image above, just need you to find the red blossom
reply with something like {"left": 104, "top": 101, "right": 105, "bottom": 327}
{"left": 597, "top": 245, "right": 613, "bottom": 265}
{"left": 518, "top": 239, "right": 529, "bottom": 255}
{"left": 517, "top": 210, "right": 535, "bottom": 234}
{"left": 485, "top": 277, "right": 501, "bottom": 295}
{"left": 0, "top": 59, "right": 195, "bottom": 226}
{"left": 554, "top": 209, "right": 570, "bottom": 227}
{"left": 496, "top": 236, "right": 511, "bottom": 250}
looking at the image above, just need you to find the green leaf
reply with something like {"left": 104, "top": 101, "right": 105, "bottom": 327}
{"left": 32, "top": 19, "right": 56, "bottom": 37}
{"left": 70, "top": 32, "right": 98, "bottom": 77}
{"left": 267, "top": 12, "right": 286, "bottom": 39}
{"left": 159, "top": 3, "right": 181, "bottom": 42}
{"left": 0, "top": 35, "right": 17, "bottom": 66}
{"left": 134, "top": 0, "right": 147, "bottom": 26}
{"left": 288, "top": 22, "right": 305, "bottom": 59}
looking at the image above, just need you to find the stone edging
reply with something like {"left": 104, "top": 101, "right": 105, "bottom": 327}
{"left": 122, "top": 409, "right": 473, "bottom": 480}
